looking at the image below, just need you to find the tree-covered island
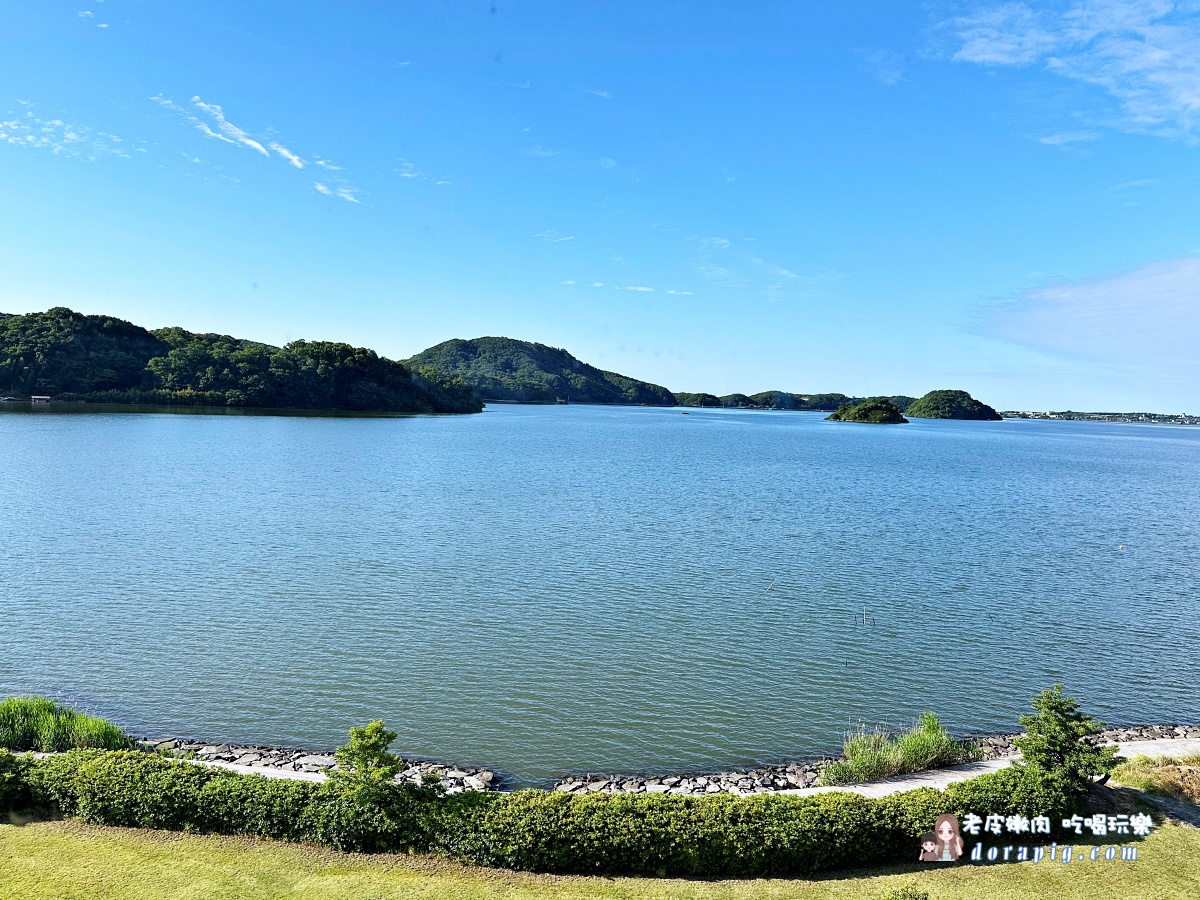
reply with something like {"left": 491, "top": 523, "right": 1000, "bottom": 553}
{"left": 905, "top": 389, "right": 1002, "bottom": 420}
{"left": 826, "top": 397, "right": 909, "bottom": 424}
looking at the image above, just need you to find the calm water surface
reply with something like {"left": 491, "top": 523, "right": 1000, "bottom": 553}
{"left": 2, "top": 404, "right": 1198, "bottom": 785}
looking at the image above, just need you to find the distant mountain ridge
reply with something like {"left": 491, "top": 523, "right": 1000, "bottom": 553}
{"left": 674, "top": 391, "right": 917, "bottom": 412}
{"left": 405, "top": 337, "right": 678, "bottom": 406}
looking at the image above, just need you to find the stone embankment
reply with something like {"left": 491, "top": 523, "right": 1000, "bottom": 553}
{"left": 137, "top": 739, "right": 498, "bottom": 794}
{"left": 136, "top": 723, "right": 1200, "bottom": 797}
{"left": 549, "top": 724, "right": 1200, "bottom": 797}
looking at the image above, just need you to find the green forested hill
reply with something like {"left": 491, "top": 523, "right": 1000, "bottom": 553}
{"left": 405, "top": 337, "right": 678, "bottom": 406}
{"left": 906, "top": 389, "right": 1002, "bottom": 420}
{"left": 0, "top": 308, "right": 481, "bottom": 413}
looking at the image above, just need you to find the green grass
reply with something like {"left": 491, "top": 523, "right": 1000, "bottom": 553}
{"left": 1112, "top": 755, "right": 1200, "bottom": 805}
{"left": 2, "top": 818, "right": 1197, "bottom": 900}
{"left": 820, "top": 713, "right": 980, "bottom": 786}
{"left": 0, "top": 697, "right": 131, "bottom": 752}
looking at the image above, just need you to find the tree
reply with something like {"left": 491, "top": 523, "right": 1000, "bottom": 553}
{"left": 332, "top": 720, "right": 402, "bottom": 786}
{"left": 1014, "top": 684, "right": 1118, "bottom": 797}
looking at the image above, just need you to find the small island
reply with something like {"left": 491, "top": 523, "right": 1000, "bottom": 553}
{"left": 905, "top": 389, "right": 1003, "bottom": 421}
{"left": 825, "top": 397, "right": 908, "bottom": 424}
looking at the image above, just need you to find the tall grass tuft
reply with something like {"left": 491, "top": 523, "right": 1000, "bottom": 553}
{"left": 0, "top": 696, "right": 131, "bottom": 752}
{"left": 819, "top": 712, "right": 979, "bottom": 785}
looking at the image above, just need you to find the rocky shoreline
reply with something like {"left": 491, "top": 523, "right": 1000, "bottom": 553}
{"left": 137, "top": 738, "right": 498, "bottom": 794}
{"left": 138, "top": 723, "right": 1200, "bottom": 797}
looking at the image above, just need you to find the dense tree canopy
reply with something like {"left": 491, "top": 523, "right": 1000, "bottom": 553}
{"left": 0, "top": 308, "right": 482, "bottom": 413}
{"left": 826, "top": 397, "right": 908, "bottom": 424}
{"left": 405, "top": 337, "right": 677, "bottom": 406}
{"left": 905, "top": 389, "right": 1002, "bottom": 420}
{"left": 673, "top": 392, "right": 723, "bottom": 407}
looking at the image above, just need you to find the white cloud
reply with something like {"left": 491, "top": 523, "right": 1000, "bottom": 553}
{"left": 626, "top": 286, "right": 654, "bottom": 292}
{"left": 436, "top": 179, "right": 452, "bottom": 185}
{"left": 192, "top": 98, "right": 269, "bottom": 155}
{"left": 951, "top": 2, "right": 1060, "bottom": 65}
{"left": 535, "top": 230, "right": 574, "bottom": 243}
{"left": 1039, "top": 130, "right": 1102, "bottom": 144}
{"left": 977, "top": 256, "right": 1200, "bottom": 372}
{"left": 589, "top": 90, "right": 612, "bottom": 99}
{"left": 948, "top": 1, "right": 1200, "bottom": 140}
{"left": 592, "top": 282, "right": 605, "bottom": 287}
{"left": 78, "top": 10, "right": 94, "bottom": 17}
{"left": 559, "top": 280, "right": 576, "bottom": 285}
{"left": 269, "top": 142, "right": 304, "bottom": 168}
{"left": 0, "top": 102, "right": 127, "bottom": 160}
{"left": 529, "top": 145, "right": 558, "bottom": 157}
{"left": 396, "top": 160, "right": 420, "bottom": 178}
{"left": 153, "top": 95, "right": 360, "bottom": 201}
{"left": 665, "top": 289, "right": 694, "bottom": 295}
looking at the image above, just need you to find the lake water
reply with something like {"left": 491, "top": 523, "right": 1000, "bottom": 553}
{"left": 2, "top": 403, "right": 1198, "bottom": 786}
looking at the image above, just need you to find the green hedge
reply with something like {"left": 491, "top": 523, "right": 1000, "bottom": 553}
{"left": 3, "top": 749, "right": 1075, "bottom": 877}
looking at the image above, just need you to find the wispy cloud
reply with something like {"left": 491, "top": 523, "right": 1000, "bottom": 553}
{"left": 859, "top": 48, "right": 906, "bottom": 85}
{"left": 77, "top": 10, "right": 94, "bottom": 17}
{"left": 529, "top": 145, "right": 558, "bottom": 157}
{"left": 191, "top": 98, "right": 269, "bottom": 155}
{"left": 1039, "top": 129, "right": 1101, "bottom": 145}
{"left": 269, "top": 142, "right": 304, "bottom": 168}
{"left": 535, "top": 229, "right": 574, "bottom": 243}
{"left": 946, "top": 1, "right": 1200, "bottom": 140}
{"left": 559, "top": 280, "right": 576, "bottom": 285}
{"left": 589, "top": 90, "right": 612, "bottom": 99}
{"left": 626, "top": 286, "right": 654, "bottom": 292}
{"left": 665, "top": 289, "right": 694, "bottom": 296}
{"left": 688, "top": 235, "right": 836, "bottom": 300}
{"left": 599, "top": 157, "right": 617, "bottom": 169}
{"left": 0, "top": 101, "right": 127, "bottom": 160}
{"left": 153, "top": 94, "right": 360, "bottom": 201}
{"left": 977, "top": 256, "right": 1200, "bottom": 373}
{"left": 396, "top": 159, "right": 421, "bottom": 178}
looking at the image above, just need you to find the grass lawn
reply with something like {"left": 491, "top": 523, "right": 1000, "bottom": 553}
{"left": 2, "top": 819, "right": 1199, "bottom": 900}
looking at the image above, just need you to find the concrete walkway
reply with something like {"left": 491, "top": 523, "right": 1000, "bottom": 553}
{"left": 182, "top": 737, "right": 1200, "bottom": 796}
{"left": 776, "top": 738, "right": 1200, "bottom": 799}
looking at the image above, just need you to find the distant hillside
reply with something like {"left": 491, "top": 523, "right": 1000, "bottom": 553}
{"left": 674, "top": 390, "right": 917, "bottom": 412}
{"left": 826, "top": 397, "right": 908, "bottom": 424}
{"left": 406, "top": 337, "right": 678, "bottom": 406}
{"left": 0, "top": 307, "right": 481, "bottom": 414}
{"left": 906, "top": 389, "right": 1001, "bottom": 421}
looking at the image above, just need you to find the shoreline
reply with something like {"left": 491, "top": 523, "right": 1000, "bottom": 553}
{"left": 137, "top": 722, "right": 1200, "bottom": 796}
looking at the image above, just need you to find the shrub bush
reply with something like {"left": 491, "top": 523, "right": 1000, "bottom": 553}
{"left": 0, "top": 750, "right": 33, "bottom": 812}
{"left": 0, "top": 697, "right": 131, "bottom": 752}
{"left": 13, "top": 748, "right": 1081, "bottom": 876}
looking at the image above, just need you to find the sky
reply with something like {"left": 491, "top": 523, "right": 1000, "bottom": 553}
{"left": 2, "top": 1, "right": 1199, "bottom": 411}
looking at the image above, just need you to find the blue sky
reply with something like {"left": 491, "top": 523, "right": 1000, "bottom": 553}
{"left": 2, "top": 1, "right": 1199, "bottom": 411}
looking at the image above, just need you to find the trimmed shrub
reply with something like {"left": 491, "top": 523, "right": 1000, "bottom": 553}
{"left": 0, "top": 750, "right": 33, "bottom": 812}
{"left": 0, "top": 697, "right": 130, "bottom": 752}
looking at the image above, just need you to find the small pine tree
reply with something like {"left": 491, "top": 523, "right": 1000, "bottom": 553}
{"left": 1014, "top": 685, "right": 1118, "bottom": 796}
{"left": 332, "top": 720, "right": 402, "bottom": 785}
